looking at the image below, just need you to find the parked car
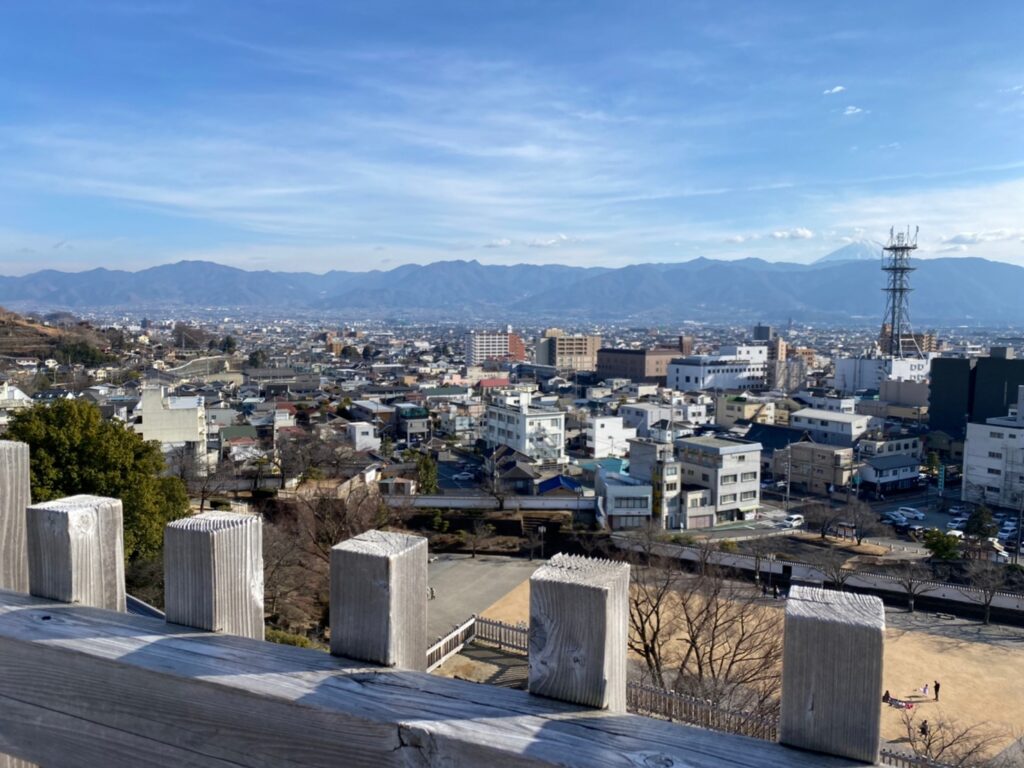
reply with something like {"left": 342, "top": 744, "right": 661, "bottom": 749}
{"left": 882, "top": 512, "right": 908, "bottom": 526}
{"left": 893, "top": 522, "right": 911, "bottom": 535}
{"left": 946, "top": 529, "right": 965, "bottom": 539}
{"left": 907, "top": 524, "right": 925, "bottom": 538}
{"left": 781, "top": 514, "right": 805, "bottom": 529}
{"left": 452, "top": 472, "right": 473, "bottom": 481}
{"left": 947, "top": 505, "right": 967, "bottom": 516}
{"left": 946, "top": 519, "right": 967, "bottom": 531}
{"left": 897, "top": 507, "right": 925, "bottom": 520}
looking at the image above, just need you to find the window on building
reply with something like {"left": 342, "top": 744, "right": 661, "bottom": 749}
{"left": 689, "top": 497, "right": 702, "bottom": 508}
{"left": 989, "top": 451, "right": 1003, "bottom": 459}
{"left": 665, "top": 482, "right": 678, "bottom": 492}
{"left": 701, "top": 473, "right": 709, "bottom": 482}
{"left": 614, "top": 497, "right": 649, "bottom": 509}
{"left": 740, "top": 490, "right": 757, "bottom": 501}
{"left": 987, "top": 485, "right": 1000, "bottom": 493}
{"left": 741, "top": 472, "right": 757, "bottom": 481}
{"left": 721, "top": 474, "right": 737, "bottom": 485}
{"left": 991, "top": 432, "right": 1005, "bottom": 439}
{"left": 987, "top": 468, "right": 1002, "bottom": 475}
{"left": 665, "top": 466, "right": 678, "bottom": 476}
{"left": 736, "top": 454, "right": 746, "bottom": 462}
{"left": 720, "top": 493, "right": 737, "bottom": 503}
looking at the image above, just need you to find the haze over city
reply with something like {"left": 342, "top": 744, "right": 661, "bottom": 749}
{"left": 1, "top": 1, "right": 1023, "bottom": 274}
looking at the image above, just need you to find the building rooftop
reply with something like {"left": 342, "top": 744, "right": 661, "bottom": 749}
{"left": 678, "top": 435, "right": 762, "bottom": 453}
{"left": 791, "top": 408, "right": 865, "bottom": 423}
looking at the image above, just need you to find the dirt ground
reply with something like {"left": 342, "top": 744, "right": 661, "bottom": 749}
{"left": 479, "top": 579, "right": 1024, "bottom": 751}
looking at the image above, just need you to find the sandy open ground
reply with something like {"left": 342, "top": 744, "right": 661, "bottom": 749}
{"left": 481, "top": 578, "right": 1024, "bottom": 750}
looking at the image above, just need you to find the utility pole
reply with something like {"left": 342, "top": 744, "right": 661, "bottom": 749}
{"left": 784, "top": 445, "right": 792, "bottom": 514}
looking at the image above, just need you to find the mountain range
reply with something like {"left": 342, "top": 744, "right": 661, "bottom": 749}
{"left": 0, "top": 248, "right": 1021, "bottom": 323}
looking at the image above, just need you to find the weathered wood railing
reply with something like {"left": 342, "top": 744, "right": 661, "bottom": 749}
{"left": 426, "top": 616, "right": 477, "bottom": 671}
{"left": 626, "top": 682, "right": 778, "bottom": 742}
{"left": 475, "top": 615, "right": 530, "bottom": 652}
{"left": 0, "top": 439, "right": 887, "bottom": 766}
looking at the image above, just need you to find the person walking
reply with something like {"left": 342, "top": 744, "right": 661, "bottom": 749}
{"left": 934, "top": 681, "right": 940, "bottom": 701}
{"left": 919, "top": 720, "right": 929, "bottom": 738}
{"left": 921, "top": 683, "right": 929, "bottom": 697}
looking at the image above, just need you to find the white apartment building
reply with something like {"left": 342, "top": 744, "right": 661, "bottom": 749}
{"left": 963, "top": 385, "right": 1024, "bottom": 509}
{"left": 618, "top": 401, "right": 709, "bottom": 438}
{"left": 832, "top": 357, "right": 930, "bottom": 394}
{"left": 585, "top": 416, "right": 637, "bottom": 458}
{"left": 484, "top": 390, "right": 566, "bottom": 464}
{"left": 795, "top": 390, "right": 857, "bottom": 414}
{"left": 667, "top": 346, "right": 768, "bottom": 393}
{"left": 790, "top": 408, "right": 871, "bottom": 447}
{"left": 677, "top": 436, "right": 762, "bottom": 523}
{"left": 135, "top": 386, "right": 206, "bottom": 462}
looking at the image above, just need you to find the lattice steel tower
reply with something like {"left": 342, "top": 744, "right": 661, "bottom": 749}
{"left": 881, "top": 226, "right": 922, "bottom": 359}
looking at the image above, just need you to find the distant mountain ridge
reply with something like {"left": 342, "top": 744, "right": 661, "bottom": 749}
{"left": 0, "top": 255, "right": 1021, "bottom": 323}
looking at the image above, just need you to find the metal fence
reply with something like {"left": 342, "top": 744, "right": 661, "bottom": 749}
{"left": 426, "top": 616, "right": 477, "bottom": 672}
{"left": 475, "top": 616, "right": 530, "bottom": 653}
{"left": 626, "top": 682, "right": 778, "bottom": 742}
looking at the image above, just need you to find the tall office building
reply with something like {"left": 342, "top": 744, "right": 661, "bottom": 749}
{"left": 534, "top": 328, "right": 602, "bottom": 371}
{"left": 463, "top": 329, "right": 527, "bottom": 367}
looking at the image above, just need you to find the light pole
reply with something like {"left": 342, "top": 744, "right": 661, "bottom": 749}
{"left": 538, "top": 525, "right": 547, "bottom": 560}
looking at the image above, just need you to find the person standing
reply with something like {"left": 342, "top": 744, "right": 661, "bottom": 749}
{"left": 919, "top": 720, "right": 929, "bottom": 738}
{"left": 921, "top": 683, "right": 929, "bottom": 697}
{"left": 934, "top": 680, "right": 940, "bottom": 701}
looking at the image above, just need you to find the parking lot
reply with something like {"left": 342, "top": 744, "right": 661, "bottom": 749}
{"left": 436, "top": 455, "right": 487, "bottom": 495}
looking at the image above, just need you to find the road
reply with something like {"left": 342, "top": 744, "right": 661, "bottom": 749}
{"left": 436, "top": 455, "right": 488, "bottom": 495}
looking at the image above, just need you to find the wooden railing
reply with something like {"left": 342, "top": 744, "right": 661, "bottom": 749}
{"left": 879, "top": 748, "right": 954, "bottom": 767}
{"left": 0, "top": 439, "right": 887, "bottom": 766}
{"left": 475, "top": 616, "right": 530, "bottom": 653}
{"left": 626, "top": 683, "right": 778, "bottom": 742}
{"left": 425, "top": 616, "right": 477, "bottom": 671}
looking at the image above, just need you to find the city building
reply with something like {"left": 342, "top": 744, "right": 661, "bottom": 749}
{"left": 789, "top": 408, "right": 870, "bottom": 447}
{"left": 595, "top": 469, "right": 652, "bottom": 530}
{"left": 667, "top": 345, "right": 768, "bottom": 392}
{"left": 832, "top": 356, "right": 929, "bottom": 394}
{"left": 618, "top": 400, "right": 709, "bottom": 438}
{"left": 463, "top": 329, "right": 527, "bottom": 367}
{"left": 585, "top": 415, "right": 637, "bottom": 458}
{"left": 858, "top": 454, "right": 921, "bottom": 496}
{"left": 771, "top": 441, "right": 854, "bottom": 497}
{"left": 344, "top": 421, "right": 381, "bottom": 452}
{"left": 484, "top": 390, "right": 566, "bottom": 464}
{"left": 752, "top": 323, "right": 776, "bottom": 342}
{"left": 962, "top": 385, "right": 1024, "bottom": 509}
{"left": 596, "top": 347, "right": 679, "bottom": 384}
{"left": 714, "top": 393, "right": 776, "bottom": 429}
{"left": 135, "top": 385, "right": 206, "bottom": 463}
{"left": 677, "top": 435, "right": 762, "bottom": 523}
{"left": 534, "top": 329, "right": 602, "bottom": 371}
{"left": 930, "top": 354, "right": 1024, "bottom": 440}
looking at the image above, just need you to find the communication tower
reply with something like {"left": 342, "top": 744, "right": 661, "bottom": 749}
{"left": 881, "top": 226, "right": 922, "bottom": 359}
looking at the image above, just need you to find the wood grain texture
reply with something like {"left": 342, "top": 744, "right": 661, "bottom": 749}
{"left": 0, "top": 441, "right": 30, "bottom": 593}
{"left": 26, "top": 495, "right": 125, "bottom": 612}
{"left": 330, "top": 530, "right": 427, "bottom": 670}
{"left": 528, "top": 554, "right": 630, "bottom": 712}
{"left": 165, "top": 512, "right": 264, "bottom": 640}
{"left": 780, "top": 586, "right": 885, "bottom": 764}
{"left": 0, "top": 589, "right": 878, "bottom": 768}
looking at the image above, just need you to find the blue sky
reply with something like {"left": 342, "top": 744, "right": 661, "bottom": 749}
{"left": 1, "top": 1, "right": 1022, "bottom": 274}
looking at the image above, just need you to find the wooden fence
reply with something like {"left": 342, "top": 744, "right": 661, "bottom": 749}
{"left": 426, "top": 616, "right": 477, "bottom": 671}
{"left": 626, "top": 682, "right": 778, "bottom": 742}
{"left": 475, "top": 616, "right": 530, "bottom": 652}
{"left": 878, "top": 748, "right": 953, "bottom": 767}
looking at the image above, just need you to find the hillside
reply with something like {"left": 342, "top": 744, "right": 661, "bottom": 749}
{"left": 1, "top": 255, "right": 1022, "bottom": 323}
{"left": 0, "top": 307, "right": 108, "bottom": 361}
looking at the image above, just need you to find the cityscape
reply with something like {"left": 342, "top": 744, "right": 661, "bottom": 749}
{"left": 1, "top": 3, "right": 1023, "bottom": 767}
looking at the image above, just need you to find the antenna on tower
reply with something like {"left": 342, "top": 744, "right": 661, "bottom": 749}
{"left": 880, "top": 226, "right": 922, "bottom": 359}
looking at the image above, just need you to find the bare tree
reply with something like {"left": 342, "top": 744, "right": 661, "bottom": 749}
{"left": 843, "top": 500, "right": 882, "bottom": 545}
{"left": 816, "top": 550, "right": 854, "bottom": 591}
{"left": 899, "top": 710, "right": 1007, "bottom": 767}
{"left": 961, "top": 560, "right": 1006, "bottom": 625}
{"left": 671, "top": 570, "right": 784, "bottom": 719}
{"left": 460, "top": 517, "right": 495, "bottom": 559}
{"left": 625, "top": 527, "right": 680, "bottom": 689}
{"left": 892, "top": 560, "right": 937, "bottom": 613}
{"left": 742, "top": 535, "right": 777, "bottom": 586}
{"left": 803, "top": 501, "right": 843, "bottom": 539}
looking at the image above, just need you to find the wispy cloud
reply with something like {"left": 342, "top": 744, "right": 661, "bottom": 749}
{"left": 823, "top": 85, "right": 845, "bottom": 95}
{"left": 770, "top": 227, "right": 814, "bottom": 240}
{"left": 843, "top": 105, "right": 864, "bottom": 116}
{"left": 941, "top": 229, "right": 1024, "bottom": 245}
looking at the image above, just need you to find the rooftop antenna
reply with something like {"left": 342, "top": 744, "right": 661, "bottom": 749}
{"left": 880, "top": 226, "right": 922, "bottom": 359}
